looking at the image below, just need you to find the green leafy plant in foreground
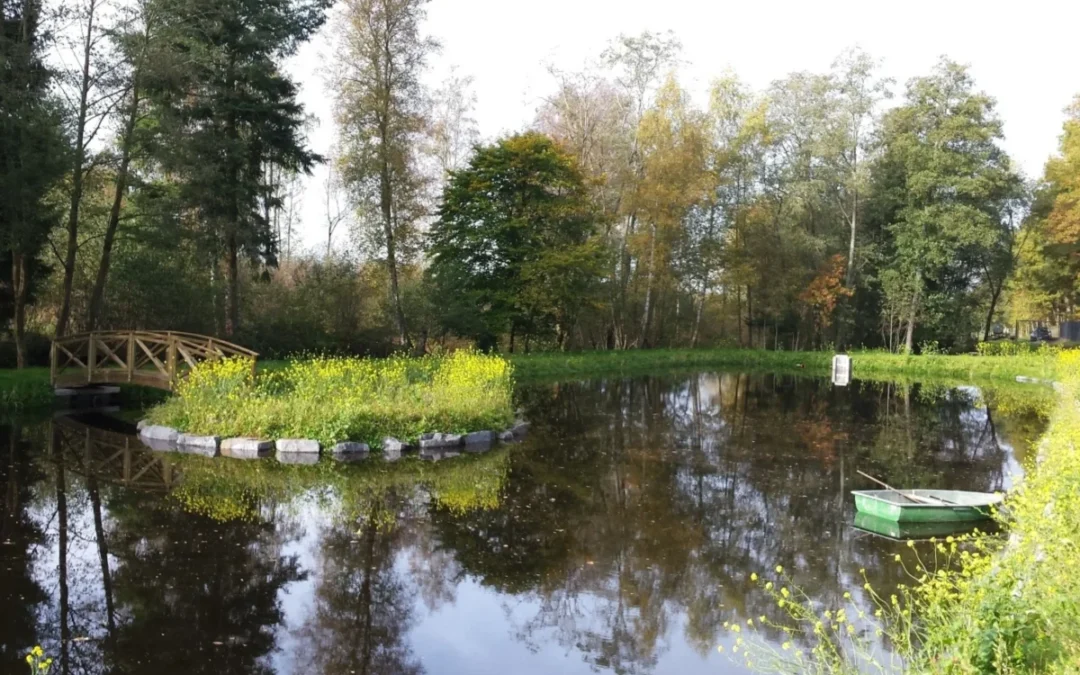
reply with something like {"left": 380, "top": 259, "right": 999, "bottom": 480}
{"left": 722, "top": 350, "right": 1080, "bottom": 674}
{"left": 148, "top": 350, "right": 515, "bottom": 447}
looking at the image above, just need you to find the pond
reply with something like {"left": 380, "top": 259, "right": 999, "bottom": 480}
{"left": 0, "top": 371, "right": 1049, "bottom": 674}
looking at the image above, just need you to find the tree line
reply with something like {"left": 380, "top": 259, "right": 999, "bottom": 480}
{"left": 1, "top": 0, "right": 1078, "bottom": 366}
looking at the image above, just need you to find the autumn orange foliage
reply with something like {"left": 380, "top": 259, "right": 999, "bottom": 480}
{"left": 799, "top": 254, "right": 853, "bottom": 332}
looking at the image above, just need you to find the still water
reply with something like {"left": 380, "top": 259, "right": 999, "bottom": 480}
{"left": 0, "top": 372, "right": 1047, "bottom": 674}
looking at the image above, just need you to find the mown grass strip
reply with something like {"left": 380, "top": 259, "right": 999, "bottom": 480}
{"left": 509, "top": 348, "right": 1060, "bottom": 384}
{"left": 0, "top": 347, "right": 1061, "bottom": 412}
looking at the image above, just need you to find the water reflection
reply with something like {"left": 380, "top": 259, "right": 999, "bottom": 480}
{"left": 0, "top": 373, "right": 1047, "bottom": 675}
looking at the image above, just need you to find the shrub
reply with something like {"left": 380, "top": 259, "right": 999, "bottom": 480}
{"left": 148, "top": 351, "right": 516, "bottom": 447}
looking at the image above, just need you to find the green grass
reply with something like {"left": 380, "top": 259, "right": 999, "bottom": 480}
{"left": 509, "top": 348, "right": 1061, "bottom": 384}
{"left": 0, "top": 368, "right": 52, "bottom": 409}
{"left": 147, "top": 351, "right": 516, "bottom": 447}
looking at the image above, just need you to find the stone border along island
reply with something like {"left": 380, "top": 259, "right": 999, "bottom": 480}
{"left": 136, "top": 420, "right": 531, "bottom": 464}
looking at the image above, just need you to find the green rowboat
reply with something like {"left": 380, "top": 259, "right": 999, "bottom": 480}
{"left": 852, "top": 490, "right": 1002, "bottom": 523}
{"left": 853, "top": 512, "right": 1000, "bottom": 540}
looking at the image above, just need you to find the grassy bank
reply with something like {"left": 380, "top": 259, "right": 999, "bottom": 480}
{"left": 908, "top": 351, "right": 1080, "bottom": 672}
{"left": 725, "top": 351, "right": 1080, "bottom": 673}
{"left": 147, "top": 351, "right": 515, "bottom": 447}
{"left": 510, "top": 348, "right": 1061, "bottom": 384}
{"left": 0, "top": 368, "right": 53, "bottom": 409}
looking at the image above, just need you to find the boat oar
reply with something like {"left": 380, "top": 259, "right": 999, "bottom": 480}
{"left": 856, "top": 471, "right": 958, "bottom": 506}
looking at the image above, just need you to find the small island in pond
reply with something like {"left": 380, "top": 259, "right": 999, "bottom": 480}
{"left": 145, "top": 351, "right": 516, "bottom": 451}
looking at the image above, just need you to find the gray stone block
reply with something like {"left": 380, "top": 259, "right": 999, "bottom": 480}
{"left": 176, "top": 434, "right": 221, "bottom": 457}
{"left": 383, "top": 437, "right": 410, "bottom": 453}
{"left": 136, "top": 419, "right": 149, "bottom": 431}
{"left": 511, "top": 422, "right": 530, "bottom": 438}
{"left": 276, "top": 439, "right": 321, "bottom": 454}
{"left": 419, "top": 432, "right": 463, "bottom": 449}
{"left": 331, "top": 442, "right": 370, "bottom": 462}
{"left": 221, "top": 438, "right": 273, "bottom": 460}
{"left": 499, "top": 430, "right": 516, "bottom": 443}
{"left": 464, "top": 430, "right": 496, "bottom": 445}
{"left": 139, "top": 425, "right": 179, "bottom": 443}
{"left": 276, "top": 451, "right": 319, "bottom": 465}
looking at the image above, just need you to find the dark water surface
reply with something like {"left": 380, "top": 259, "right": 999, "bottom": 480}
{"left": 0, "top": 372, "right": 1047, "bottom": 674}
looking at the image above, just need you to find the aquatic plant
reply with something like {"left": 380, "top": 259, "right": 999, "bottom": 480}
{"left": 148, "top": 350, "right": 515, "bottom": 447}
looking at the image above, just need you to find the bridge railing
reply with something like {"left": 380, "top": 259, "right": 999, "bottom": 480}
{"left": 51, "top": 330, "right": 259, "bottom": 391}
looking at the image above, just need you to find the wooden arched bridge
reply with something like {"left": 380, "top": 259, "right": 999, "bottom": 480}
{"left": 51, "top": 331, "right": 258, "bottom": 391}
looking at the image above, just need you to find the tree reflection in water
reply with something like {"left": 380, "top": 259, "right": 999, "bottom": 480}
{"left": 0, "top": 372, "right": 1050, "bottom": 675}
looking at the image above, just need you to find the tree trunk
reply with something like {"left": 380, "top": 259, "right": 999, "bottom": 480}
{"left": 12, "top": 253, "right": 28, "bottom": 369}
{"left": 736, "top": 286, "right": 743, "bottom": 347}
{"left": 87, "top": 84, "right": 140, "bottom": 331}
{"left": 56, "top": 0, "right": 98, "bottom": 338}
{"left": 380, "top": 142, "right": 409, "bottom": 349}
{"left": 615, "top": 212, "right": 637, "bottom": 349}
{"left": 982, "top": 280, "right": 1003, "bottom": 342}
{"left": 904, "top": 271, "right": 921, "bottom": 355}
{"left": 224, "top": 235, "right": 239, "bottom": 337}
{"left": 691, "top": 274, "right": 708, "bottom": 348}
{"left": 845, "top": 156, "right": 858, "bottom": 288}
{"left": 747, "top": 286, "right": 754, "bottom": 349}
{"left": 639, "top": 222, "right": 657, "bottom": 347}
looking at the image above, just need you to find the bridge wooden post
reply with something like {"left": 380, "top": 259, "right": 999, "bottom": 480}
{"left": 50, "top": 341, "right": 57, "bottom": 384}
{"left": 87, "top": 335, "right": 96, "bottom": 385}
{"left": 126, "top": 332, "right": 135, "bottom": 383}
{"left": 166, "top": 334, "right": 177, "bottom": 387}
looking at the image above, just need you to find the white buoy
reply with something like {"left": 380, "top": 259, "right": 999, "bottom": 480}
{"left": 832, "top": 354, "right": 852, "bottom": 387}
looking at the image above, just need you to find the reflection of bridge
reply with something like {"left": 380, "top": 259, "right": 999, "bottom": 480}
{"left": 51, "top": 331, "right": 258, "bottom": 391}
{"left": 51, "top": 415, "right": 180, "bottom": 492}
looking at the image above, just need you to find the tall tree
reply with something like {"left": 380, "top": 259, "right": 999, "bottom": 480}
{"left": 829, "top": 48, "right": 891, "bottom": 289}
{"left": 426, "top": 66, "right": 479, "bottom": 179}
{"left": 0, "top": 0, "right": 67, "bottom": 367}
{"left": 331, "top": 0, "right": 437, "bottom": 349}
{"left": 86, "top": 0, "right": 156, "bottom": 330}
{"left": 632, "top": 77, "right": 711, "bottom": 346}
{"left": 428, "top": 133, "right": 601, "bottom": 351}
{"left": 141, "top": 0, "right": 329, "bottom": 336}
{"left": 870, "top": 60, "right": 1023, "bottom": 352}
{"left": 54, "top": 0, "right": 127, "bottom": 336}
{"left": 602, "top": 31, "right": 681, "bottom": 348}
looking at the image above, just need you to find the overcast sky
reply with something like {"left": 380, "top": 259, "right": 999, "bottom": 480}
{"left": 285, "top": 0, "right": 1080, "bottom": 254}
